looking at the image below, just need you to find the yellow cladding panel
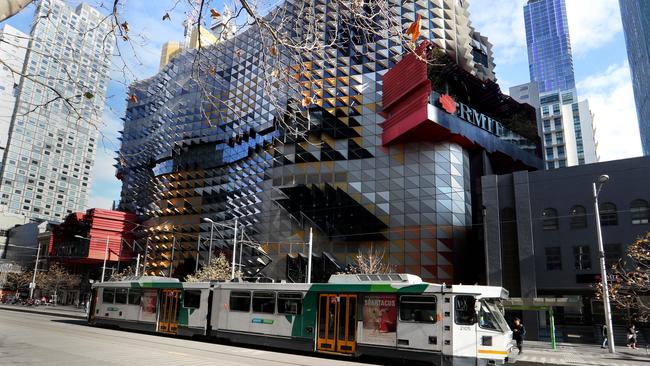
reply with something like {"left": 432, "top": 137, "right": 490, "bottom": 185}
{"left": 159, "top": 41, "right": 182, "bottom": 70}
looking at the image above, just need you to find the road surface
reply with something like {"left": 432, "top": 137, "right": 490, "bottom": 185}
{"left": 0, "top": 311, "right": 382, "bottom": 366}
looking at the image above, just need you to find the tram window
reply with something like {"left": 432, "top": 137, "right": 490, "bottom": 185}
{"left": 128, "top": 289, "right": 142, "bottom": 305}
{"left": 115, "top": 288, "right": 128, "bottom": 304}
{"left": 454, "top": 295, "right": 476, "bottom": 325}
{"left": 230, "top": 291, "right": 251, "bottom": 312}
{"left": 277, "top": 293, "right": 302, "bottom": 315}
{"left": 478, "top": 301, "right": 498, "bottom": 330}
{"left": 252, "top": 292, "right": 276, "bottom": 314}
{"left": 184, "top": 290, "right": 201, "bottom": 309}
{"left": 399, "top": 295, "right": 437, "bottom": 323}
{"left": 102, "top": 288, "right": 115, "bottom": 304}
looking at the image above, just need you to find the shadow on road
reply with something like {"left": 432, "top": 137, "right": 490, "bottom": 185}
{"left": 50, "top": 319, "right": 88, "bottom": 326}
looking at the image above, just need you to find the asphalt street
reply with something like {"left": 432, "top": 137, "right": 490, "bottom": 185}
{"left": 1, "top": 309, "right": 646, "bottom": 366}
{"left": 0, "top": 311, "right": 381, "bottom": 366}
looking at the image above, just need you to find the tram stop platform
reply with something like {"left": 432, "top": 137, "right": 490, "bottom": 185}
{"left": 511, "top": 340, "right": 649, "bottom": 366}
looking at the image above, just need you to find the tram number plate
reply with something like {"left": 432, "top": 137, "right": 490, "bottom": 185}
{"left": 459, "top": 326, "right": 472, "bottom": 331}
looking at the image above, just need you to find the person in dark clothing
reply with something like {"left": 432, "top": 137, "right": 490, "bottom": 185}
{"left": 601, "top": 324, "right": 608, "bottom": 348}
{"left": 512, "top": 318, "right": 526, "bottom": 354}
{"left": 627, "top": 324, "right": 638, "bottom": 349}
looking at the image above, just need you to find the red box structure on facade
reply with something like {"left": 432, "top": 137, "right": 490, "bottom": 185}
{"left": 49, "top": 208, "right": 139, "bottom": 264}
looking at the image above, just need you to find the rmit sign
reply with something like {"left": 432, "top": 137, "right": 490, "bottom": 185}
{"left": 438, "top": 94, "right": 505, "bottom": 136}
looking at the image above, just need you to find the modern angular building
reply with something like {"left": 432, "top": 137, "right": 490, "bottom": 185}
{"left": 523, "top": 0, "right": 597, "bottom": 169}
{"left": 619, "top": 0, "right": 650, "bottom": 156}
{"left": 0, "top": 25, "right": 29, "bottom": 163}
{"left": 0, "top": 0, "right": 113, "bottom": 221}
{"left": 118, "top": 0, "right": 542, "bottom": 282}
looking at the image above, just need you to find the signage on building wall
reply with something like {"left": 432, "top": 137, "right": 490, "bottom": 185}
{"left": 438, "top": 94, "right": 505, "bottom": 136}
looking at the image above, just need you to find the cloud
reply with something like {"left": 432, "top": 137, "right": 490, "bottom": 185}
{"left": 566, "top": 0, "right": 622, "bottom": 55}
{"left": 577, "top": 61, "right": 642, "bottom": 161}
{"left": 469, "top": 0, "right": 527, "bottom": 66}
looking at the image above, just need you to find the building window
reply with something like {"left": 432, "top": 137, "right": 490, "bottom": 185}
{"left": 542, "top": 208, "right": 559, "bottom": 230}
{"left": 569, "top": 205, "right": 587, "bottom": 229}
{"left": 573, "top": 245, "right": 591, "bottom": 270}
{"left": 630, "top": 199, "right": 650, "bottom": 224}
{"left": 545, "top": 247, "right": 562, "bottom": 270}
{"left": 604, "top": 244, "right": 622, "bottom": 268}
{"left": 599, "top": 202, "right": 618, "bottom": 226}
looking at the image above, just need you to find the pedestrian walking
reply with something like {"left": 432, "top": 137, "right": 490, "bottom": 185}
{"left": 627, "top": 324, "right": 638, "bottom": 349}
{"left": 512, "top": 318, "right": 526, "bottom": 354}
{"left": 601, "top": 324, "right": 608, "bottom": 348}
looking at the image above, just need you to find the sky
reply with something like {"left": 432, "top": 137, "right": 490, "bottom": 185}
{"left": 0, "top": 0, "right": 643, "bottom": 211}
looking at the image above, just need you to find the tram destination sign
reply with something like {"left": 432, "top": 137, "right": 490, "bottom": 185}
{"left": 438, "top": 93, "right": 505, "bottom": 137}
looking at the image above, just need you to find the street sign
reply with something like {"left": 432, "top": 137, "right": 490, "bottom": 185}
{"left": 29, "top": 282, "right": 36, "bottom": 289}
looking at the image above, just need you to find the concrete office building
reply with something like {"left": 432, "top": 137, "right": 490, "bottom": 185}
{"left": 0, "top": 25, "right": 29, "bottom": 166}
{"left": 510, "top": 82, "right": 542, "bottom": 137}
{"left": 0, "top": 0, "right": 113, "bottom": 221}
{"left": 118, "top": 0, "right": 542, "bottom": 281}
{"left": 523, "top": 0, "right": 598, "bottom": 169}
{"left": 619, "top": 0, "right": 650, "bottom": 156}
{"left": 482, "top": 156, "right": 650, "bottom": 338}
{"left": 0, "top": 209, "right": 29, "bottom": 260}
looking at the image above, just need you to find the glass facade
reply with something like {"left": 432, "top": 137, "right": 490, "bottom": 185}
{"left": 524, "top": 0, "right": 575, "bottom": 93}
{"left": 119, "top": 0, "right": 538, "bottom": 282}
{"left": 619, "top": 0, "right": 650, "bottom": 155}
{"left": 0, "top": 0, "right": 113, "bottom": 221}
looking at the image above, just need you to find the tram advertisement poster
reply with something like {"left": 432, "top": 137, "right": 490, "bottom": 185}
{"left": 361, "top": 294, "right": 397, "bottom": 346}
{"left": 141, "top": 289, "right": 157, "bottom": 321}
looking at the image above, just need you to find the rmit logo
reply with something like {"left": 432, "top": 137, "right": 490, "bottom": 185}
{"left": 439, "top": 94, "right": 457, "bottom": 114}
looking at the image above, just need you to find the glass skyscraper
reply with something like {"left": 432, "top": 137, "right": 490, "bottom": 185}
{"left": 0, "top": 0, "right": 113, "bottom": 221}
{"left": 522, "top": 0, "right": 597, "bottom": 169}
{"left": 619, "top": 0, "right": 650, "bottom": 156}
{"left": 523, "top": 0, "right": 575, "bottom": 94}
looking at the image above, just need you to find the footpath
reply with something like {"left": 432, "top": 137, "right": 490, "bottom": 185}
{"left": 513, "top": 340, "right": 650, "bottom": 365}
{"left": 0, "top": 303, "right": 87, "bottom": 319}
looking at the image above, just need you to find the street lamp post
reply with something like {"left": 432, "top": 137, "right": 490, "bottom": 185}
{"left": 593, "top": 174, "right": 615, "bottom": 353}
{"left": 76, "top": 235, "right": 110, "bottom": 283}
{"left": 195, "top": 235, "right": 202, "bottom": 273}
{"left": 202, "top": 217, "right": 239, "bottom": 280}
{"left": 101, "top": 236, "right": 110, "bottom": 282}
{"left": 169, "top": 235, "right": 176, "bottom": 277}
{"left": 29, "top": 242, "right": 41, "bottom": 300}
{"left": 142, "top": 237, "right": 150, "bottom": 275}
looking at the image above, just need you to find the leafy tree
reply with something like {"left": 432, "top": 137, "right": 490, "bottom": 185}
{"left": 185, "top": 253, "right": 236, "bottom": 282}
{"left": 5, "top": 269, "right": 32, "bottom": 295}
{"left": 109, "top": 265, "right": 136, "bottom": 282}
{"left": 346, "top": 246, "right": 393, "bottom": 274}
{"left": 596, "top": 232, "right": 650, "bottom": 321}
{"left": 40, "top": 263, "right": 79, "bottom": 304}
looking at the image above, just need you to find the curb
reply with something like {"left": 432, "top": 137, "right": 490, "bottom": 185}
{"left": 0, "top": 306, "right": 87, "bottom": 320}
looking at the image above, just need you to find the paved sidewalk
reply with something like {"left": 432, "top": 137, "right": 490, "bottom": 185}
{"left": 512, "top": 340, "right": 650, "bottom": 365}
{"left": 0, "top": 303, "right": 87, "bottom": 319}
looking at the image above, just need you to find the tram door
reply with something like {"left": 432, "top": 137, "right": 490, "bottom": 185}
{"left": 159, "top": 289, "right": 180, "bottom": 334}
{"left": 317, "top": 294, "right": 357, "bottom": 354}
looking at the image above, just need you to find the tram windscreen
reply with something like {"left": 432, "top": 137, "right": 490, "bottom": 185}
{"left": 478, "top": 299, "right": 509, "bottom": 332}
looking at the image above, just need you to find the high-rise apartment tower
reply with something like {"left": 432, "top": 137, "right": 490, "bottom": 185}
{"left": 0, "top": 0, "right": 113, "bottom": 221}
